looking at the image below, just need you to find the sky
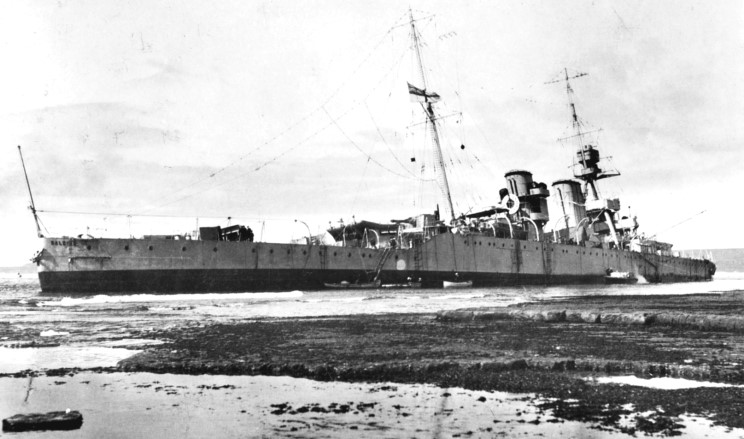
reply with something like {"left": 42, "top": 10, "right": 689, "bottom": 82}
{"left": 0, "top": 0, "right": 742, "bottom": 266}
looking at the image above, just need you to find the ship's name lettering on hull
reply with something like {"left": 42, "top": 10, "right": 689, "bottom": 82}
{"left": 51, "top": 240, "right": 77, "bottom": 247}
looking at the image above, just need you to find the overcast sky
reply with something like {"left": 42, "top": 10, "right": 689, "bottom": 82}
{"left": 1, "top": 0, "right": 742, "bottom": 266}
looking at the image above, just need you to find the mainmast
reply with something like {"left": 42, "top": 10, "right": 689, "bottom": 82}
{"left": 409, "top": 10, "right": 456, "bottom": 223}
{"left": 17, "top": 145, "right": 43, "bottom": 238}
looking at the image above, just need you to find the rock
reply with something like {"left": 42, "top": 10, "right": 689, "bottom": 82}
{"left": 599, "top": 313, "right": 622, "bottom": 324}
{"left": 541, "top": 310, "right": 566, "bottom": 323}
{"left": 623, "top": 313, "right": 649, "bottom": 325}
{"left": 436, "top": 310, "right": 474, "bottom": 321}
{"left": 566, "top": 312, "right": 600, "bottom": 323}
{"left": 472, "top": 310, "right": 512, "bottom": 321}
{"left": 599, "top": 313, "right": 647, "bottom": 325}
{"left": 3, "top": 411, "right": 83, "bottom": 432}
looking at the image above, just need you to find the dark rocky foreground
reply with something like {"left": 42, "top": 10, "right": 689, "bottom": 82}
{"left": 113, "top": 292, "right": 744, "bottom": 435}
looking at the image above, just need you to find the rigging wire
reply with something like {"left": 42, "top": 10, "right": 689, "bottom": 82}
{"left": 140, "top": 21, "right": 421, "bottom": 214}
{"left": 138, "top": 11, "right": 413, "bottom": 214}
{"left": 160, "top": 53, "right": 418, "bottom": 214}
{"left": 350, "top": 155, "right": 373, "bottom": 215}
{"left": 38, "top": 209, "right": 227, "bottom": 219}
{"left": 647, "top": 210, "right": 707, "bottom": 240}
{"left": 140, "top": 113, "right": 345, "bottom": 212}
{"left": 322, "top": 107, "right": 413, "bottom": 180}
{"left": 36, "top": 209, "right": 331, "bottom": 237}
{"left": 364, "top": 102, "right": 422, "bottom": 179}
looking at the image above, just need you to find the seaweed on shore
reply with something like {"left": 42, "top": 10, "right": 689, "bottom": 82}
{"left": 116, "top": 312, "right": 744, "bottom": 433}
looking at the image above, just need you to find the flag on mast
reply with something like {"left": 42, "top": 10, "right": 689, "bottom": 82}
{"left": 407, "top": 82, "right": 440, "bottom": 103}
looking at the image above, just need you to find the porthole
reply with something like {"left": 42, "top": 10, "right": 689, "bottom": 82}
{"left": 182, "top": 247, "right": 187, "bottom": 252}
{"left": 333, "top": 252, "right": 337, "bottom": 256}
{"left": 287, "top": 249, "right": 291, "bottom": 255}
{"left": 303, "top": 250, "right": 307, "bottom": 255}
{"left": 394, "top": 255, "right": 398, "bottom": 260}
{"left": 252, "top": 248, "right": 256, "bottom": 253}
{"left": 348, "top": 253, "right": 351, "bottom": 257}
{"left": 124, "top": 245, "right": 129, "bottom": 251}
{"left": 269, "top": 249, "right": 274, "bottom": 254}
{"left": 213, "top": 247, "right": 218, "bottom": 252}
{"left": 148, "top": 245, "right": 154, "bottom": 251}
{"left": 86, "top": 245, "right": 92, "bottom": 250}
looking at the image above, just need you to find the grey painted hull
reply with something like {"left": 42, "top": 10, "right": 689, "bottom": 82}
{"left": 35, "top": 233, "right": 715, "bottom": 294}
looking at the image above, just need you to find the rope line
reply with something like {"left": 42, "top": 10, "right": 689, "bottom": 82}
{"left": 322, "top": 107, "right": 412, "bottom": 180}
{"left": 138, "top": 12, "right": 412, "bottom": 214}
{"left": 364, "top": 102, "right": 419, "bottom": 178}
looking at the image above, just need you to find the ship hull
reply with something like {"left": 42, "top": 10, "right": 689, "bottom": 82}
{"left": 38, "top": 268, "right": 607, "bottom": 294}
{"left": 35, "top": 234, "right": 715, "bottom": 294}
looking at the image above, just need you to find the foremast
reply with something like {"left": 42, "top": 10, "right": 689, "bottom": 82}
{"left": 408, "top": 10, "right": 455, "bottom": 224}
{"left": 549, "top": 69, "right": 626, "bottom": 249}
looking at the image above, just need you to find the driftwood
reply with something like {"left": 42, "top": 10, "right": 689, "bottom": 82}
{"left": 2, "top": 411, "right": 83, "bottom": 432}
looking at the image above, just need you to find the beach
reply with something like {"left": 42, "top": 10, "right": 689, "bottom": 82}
{"left": 3, "top": 274, "right": 744, "bottom": 437}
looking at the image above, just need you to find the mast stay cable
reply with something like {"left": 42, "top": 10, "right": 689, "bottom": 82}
{"left": 138, "top": 12, "right": 412, "bottom": 214}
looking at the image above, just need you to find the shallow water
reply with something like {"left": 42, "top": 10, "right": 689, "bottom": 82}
{"left": 0, "top": 346, "right": 140, "bottom": 374}
{"left": 4, "top": 271, "right": 744, "bottom": 319}
{"left": 0, "top": 373, "right": 735, "bottom": 438}
{"left": 591, "top": 376, "right": 743, "bottom": 390}
{"left": 1, "top": 272, "right": 743, "bottom": 375}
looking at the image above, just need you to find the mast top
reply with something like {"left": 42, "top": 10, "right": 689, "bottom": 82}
{"left": 545, "top": 68, "right": 588, "bottom": 140}
{"left": 547, "top": 69, "right": 618, "bottom": 188}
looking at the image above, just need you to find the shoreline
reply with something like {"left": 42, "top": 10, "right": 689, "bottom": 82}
{"left": 4, "top": 292, "right": 744, "bottom": 435}
{"left": 116, "top": 293, "right": 744, "bottom": 434}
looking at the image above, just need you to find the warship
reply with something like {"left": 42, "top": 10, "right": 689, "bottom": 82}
{"left": 24, "top": 14, "right": 715, "bottom": 294}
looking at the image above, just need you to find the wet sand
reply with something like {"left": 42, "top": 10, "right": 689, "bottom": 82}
{"left": 4, "top": 291, "right": 744, "bottom": 436}
{"left": 113, "top": 292, "right": 744, "bottom": 435}
{"left": 4, "top": 372, "right": 644, "bottom": 438}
